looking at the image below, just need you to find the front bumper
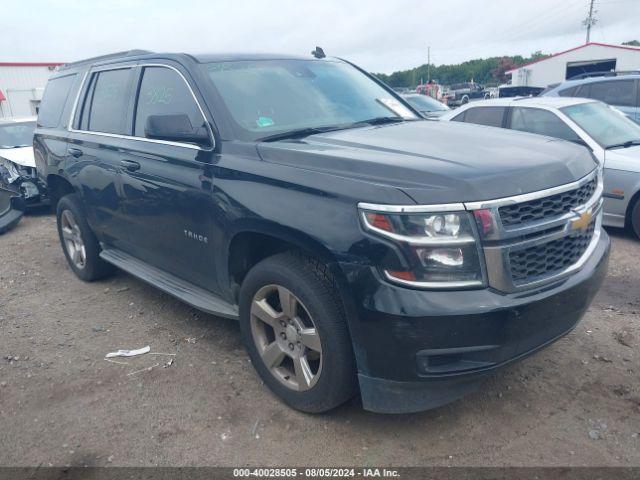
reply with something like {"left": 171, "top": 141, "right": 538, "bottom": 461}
{"left": 0, "top": 164, "right": 49, "bottom": 209}
{"left": 342, "top": 230, "right": 610, "bottom": 414}
{"left": 0, "top": 187, "right": 25, "bottom": 234}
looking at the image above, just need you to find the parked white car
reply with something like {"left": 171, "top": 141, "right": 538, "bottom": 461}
{"left": 0, "top": 117, "right": 48, "bottom": 207}
{"left": 439, "top": 97, "right": 640, "bottom": 237}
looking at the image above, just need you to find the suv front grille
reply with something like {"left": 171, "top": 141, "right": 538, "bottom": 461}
{"left": 509, "top": 221, "right": 596, "bottom": 284}
{"left": 499, "top": 177, "right": 597, "bottom": 227}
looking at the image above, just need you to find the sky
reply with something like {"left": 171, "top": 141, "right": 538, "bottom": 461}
{"left": 3, "top": 0, "right": 640, "bottom": 74}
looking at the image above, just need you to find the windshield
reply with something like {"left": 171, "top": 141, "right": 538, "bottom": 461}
{"left": 0, "top": 121, "right": 35, "bottom": 148}
{"left": 403, "top": 94, "right": 449, "bottom": 112}
{"left": 561, "top": 102, "right": 640, "bottom": 149}
{"left": 203, "top": 59, "right": 417, "bottom": 141}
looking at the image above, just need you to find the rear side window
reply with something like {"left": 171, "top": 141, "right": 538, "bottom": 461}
{"left": 586, "top": 80, "right": 635, "bottom": 107}
{"left": 38, "top": 74, "right": 76, "bottom": 128}
{"left": 134, "top": 67, "right": 205, "bottom": 138}
{"left": 82, "top": 69, "right": 132, "bottom": 134}
{"left": 558, "top": 86, "right": 578, "bottom": 97}
{"left": 459, "top": 107, "right": 506, "bottom": 128}
{"left": 510, "top": 107, "right": 581, "bottom": 142}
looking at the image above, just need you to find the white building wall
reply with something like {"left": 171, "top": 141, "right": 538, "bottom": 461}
{"left": 0, "top": 65, "right": 57, "bottom": 118}
{"left": 509, "top": 44, "right": 640, "bottom": 87}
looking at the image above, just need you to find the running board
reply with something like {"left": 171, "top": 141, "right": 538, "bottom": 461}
{"left": 99, "top": 248, "right": 239, "bottom": 319}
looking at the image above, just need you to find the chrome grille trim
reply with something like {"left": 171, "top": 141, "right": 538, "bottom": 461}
{"left": 483, "top": 205, "right": 602, "bottom": 292}
{"left": 499, "top": 177, "right": 597, "bottom": 227}
{"left": 463, "top": 169, "right": 599, "bottom": 211}
{"left": 471, "top": 168, "right": 603, "bottom": 292}
{"left": 464, "top": 169, "right": 602, "bottom": 243}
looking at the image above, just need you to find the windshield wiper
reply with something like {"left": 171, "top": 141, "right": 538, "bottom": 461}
{"left": 257, "top": 117, "right": 409, "bottom": 142}
{"left": 347, "top": 116, "right": 407, "bottom": 128}
{"left": 606, "top": 139, "right": 640, "bottom": 149}
{"left": 258, "top": 126, "right": 347, "bottom": 142}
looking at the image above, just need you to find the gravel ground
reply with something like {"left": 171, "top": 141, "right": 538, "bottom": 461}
{"left": 0, "top": 212, "right": 638, "bottom": 467}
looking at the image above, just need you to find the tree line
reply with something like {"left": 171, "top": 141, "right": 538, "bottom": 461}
{"left": 374, "top": 51, "right": 549, "bottom": 88}
{"left": 376, "top": 41, "right": 640, "bottom": 88}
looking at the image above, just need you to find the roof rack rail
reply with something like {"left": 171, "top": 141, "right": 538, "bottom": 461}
{"left": 569, "top": 70, "right": 640, "bottom": 80}
{"left": 58, "top": 50, "right": 154, "bottom": 70}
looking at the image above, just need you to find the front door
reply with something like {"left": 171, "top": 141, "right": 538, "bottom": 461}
{"left": 118, "top": 64, "right": 219, "bottom": 292}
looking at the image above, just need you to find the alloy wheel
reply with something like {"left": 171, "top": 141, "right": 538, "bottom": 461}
{"left": 250, "top": 285, "right": 323, "bottom": 391}
{"left": 60, "top": 209, "right": 86, "bottom": 269}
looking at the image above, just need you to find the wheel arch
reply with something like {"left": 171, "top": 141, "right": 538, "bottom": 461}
{"left": 223, "top": 221, "right": 358, "bottom": 320}
{"left": 46, "top": 174, "right": 76, "bottom": 208}
{"left": 625, "top": 185, "right": 640, "bottom": 230}
{"left": 226, "top": 222, "right": 338, "bottom": 290}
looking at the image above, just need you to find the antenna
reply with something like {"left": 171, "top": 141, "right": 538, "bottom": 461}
{"left": 583, "top": 0, "right": 597, "bottom": 44}
{"left": 311, "top": 47, "right": 326, "bottom": 59}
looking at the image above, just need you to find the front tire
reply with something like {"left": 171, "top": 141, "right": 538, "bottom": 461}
{"left": 56, "top": 194, "right": 114, "bottom": 281}
{"left": 631, "top": 198, "right": 640, "bottom": 239}
{"left": 239, "top": 252, "right": 357, "bottom": 413}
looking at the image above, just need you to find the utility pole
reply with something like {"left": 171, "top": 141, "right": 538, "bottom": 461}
{"left": 583, "top": 0, "right": 597, "bottom": 44}
{"left": 427, "top": 46, "right": 431, "bottom": 82}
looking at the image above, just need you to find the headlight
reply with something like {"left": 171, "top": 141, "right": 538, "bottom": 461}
{"left": 359, "top": 204, "right": 486, "bottom": 289}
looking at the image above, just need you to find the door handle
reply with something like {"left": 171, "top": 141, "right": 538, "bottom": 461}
{"left": 120, "top": 159, "right": 141, "bottom": 172}
{"left": 68, "top": 147, "right": 83, "bottom": 158}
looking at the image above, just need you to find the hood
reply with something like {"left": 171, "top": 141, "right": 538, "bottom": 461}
{"left": 604, "top": 145, "right": 640, "bottom": 173}
{"left": 0, "top": 147, "right": 35, "bottom": 168}
{"left": 257, "top": 120, "right": 597, "bottom": 204}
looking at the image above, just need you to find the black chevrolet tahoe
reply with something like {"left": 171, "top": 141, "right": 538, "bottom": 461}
{"left": 34, "top": 50, "right": 610, "bottom": 414}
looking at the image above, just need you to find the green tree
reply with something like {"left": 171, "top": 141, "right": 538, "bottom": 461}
{"left": 375, "top": 52, "right": 550, "bottom": 88}
{"left": 622, "top": 40, "right": 640, "bottom": 46}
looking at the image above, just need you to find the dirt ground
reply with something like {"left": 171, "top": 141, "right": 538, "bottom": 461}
{"left": 0, "top": 211, "right": 638, "bottom": 467}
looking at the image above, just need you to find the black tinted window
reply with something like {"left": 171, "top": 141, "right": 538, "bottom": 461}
{"left": 461, "top": 107, "right": 505, "bottom": 127}
{"left": 85, "top": 69, "right": 132, "bottom": 134}
{"left": 510, "top": 107, "right": 581, "bottom": 142}
{"left": 587, "top": 80, "right": 635, "bottom": 107}
{"left": 38, "top": 74, "right": 76, "bottom": 128}
{"left": 134, "top": 67, "right": 205, "bottom": 138}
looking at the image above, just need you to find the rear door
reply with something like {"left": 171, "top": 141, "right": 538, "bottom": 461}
{"left": 34, "top": 72, "right": 78, "bottom": 187}
{"left": 117, "top": 64, "right": 219, "bottom": 291}
{"left": 69, "top": 66, "right": 136, "bottom": 249}
{"left": 451, "top": 106, "right": 508, "bottom": 128}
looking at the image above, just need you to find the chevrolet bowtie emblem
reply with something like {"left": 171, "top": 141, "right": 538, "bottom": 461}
{"left": 571, "top": 211, "right": 592, "bottom": 231}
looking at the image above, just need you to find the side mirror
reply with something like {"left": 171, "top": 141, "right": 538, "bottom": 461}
{"left": 145, "top": 114, "right": 212, "bottom": 148}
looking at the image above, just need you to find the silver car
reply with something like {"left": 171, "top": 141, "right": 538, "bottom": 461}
{"left": 439, "top": 97, "right": 640, "bottom": 238}
{"left": 0, "top": 116, "right": 49, "bottom": 207}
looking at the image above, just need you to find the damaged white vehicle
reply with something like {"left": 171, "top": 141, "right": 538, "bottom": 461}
{"left": 0, "top": 117, "right": 48, "bottom": 207}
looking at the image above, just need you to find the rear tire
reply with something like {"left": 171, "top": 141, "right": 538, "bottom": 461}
{"left": 239, "top": 252, "right": 357, "bottom": 413}
{"left": 56, "top": 194, "right": 115, "bottom": 281}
